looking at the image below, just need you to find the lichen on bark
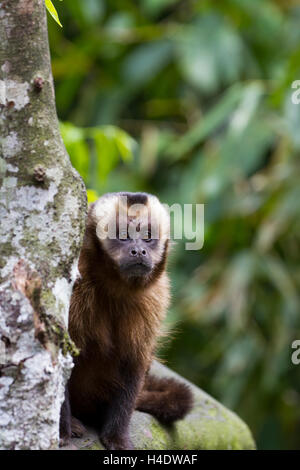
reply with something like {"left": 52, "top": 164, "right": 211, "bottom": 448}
{"left": 0, "top": 0, "right": 87, "bottom": 449}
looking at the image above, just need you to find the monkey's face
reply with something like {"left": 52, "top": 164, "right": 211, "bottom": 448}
{"left": 107, "top": 224, "right": 158, "bottom": 280}
{"left": 92, "top": 192, "right": 170, "bottom": 283}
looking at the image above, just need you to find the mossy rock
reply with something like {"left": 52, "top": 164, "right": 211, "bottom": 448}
{"left": 62, "top": 361, "right": 255, "bottom": 450}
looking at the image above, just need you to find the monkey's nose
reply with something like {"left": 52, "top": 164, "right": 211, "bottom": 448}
{"left": 130, "top": 247, "right": 147, "bottom": 257}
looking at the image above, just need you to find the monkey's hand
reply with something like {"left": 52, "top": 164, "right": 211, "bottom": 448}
{"left": 59, "top": 435, "right": 71, "bottom": 448}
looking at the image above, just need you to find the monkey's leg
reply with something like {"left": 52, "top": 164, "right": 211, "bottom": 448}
{"left": 59, "top": 388, "right": 71, "bottom": 446}
{"left": 99, "top": 370, "right": 143, "bottom": 450}
{"left": 136, "top": 375, "right": 193, "bottom": 424}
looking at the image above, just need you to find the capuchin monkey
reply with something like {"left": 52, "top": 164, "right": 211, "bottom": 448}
{"left": 60, "top": 192, "right": 193, "bottom": 450}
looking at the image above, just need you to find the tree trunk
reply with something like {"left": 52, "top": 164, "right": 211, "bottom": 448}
{"left": 0, "top": 0, "right": 87, "bottom": 449}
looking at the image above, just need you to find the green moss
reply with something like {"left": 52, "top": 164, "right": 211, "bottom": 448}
{"left": 86, "top": 443, "right": 103, "bottom": 450}
{"left": 145, "top": 420, "right": 172, "bottom": 450}
{"left": 171, "top": 410, "right": 255, "bottom": 450}
{"left": 59, "top": 329, "right": 80, "bottom": 357}
{"left": 45, "top": 319, "right": 79, "bottom": 357}
{"left": 0, "top": 243, "right": 13, "bottom": 268}
{"left": 83, "top": 441, "right": 104, "bottom": 450}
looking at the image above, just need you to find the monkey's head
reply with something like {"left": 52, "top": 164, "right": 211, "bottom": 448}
{"left": 87, "top": 192, "right": 170, "bottom": 285}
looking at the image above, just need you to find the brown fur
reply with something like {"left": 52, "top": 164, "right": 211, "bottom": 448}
{"left": 61, "top": 193, "right": 193, "bottom": 450}
{"left": 136, "top": 375, "right": 193, "bottom": 424}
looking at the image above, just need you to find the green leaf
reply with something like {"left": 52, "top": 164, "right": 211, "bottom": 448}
{"left": 45, "top": 0, "right": 63, "bottom": 28}
{"left": 90, "top": 126, "right": 135, "bottom": 182}
{"left": 60, "top": 122, "right": 89, "bottom": 181}
{"left": 105, "top": 127, "right": 135, "bottom": 162}
{"left": 122, "top": 40, "right": 173, "bottom": 86}
{"left": 92, "top": 129, "right": 119, "bottom": 182}
{"left": 175, "top": 14, "right": 245, "bottom": 94}
{"left": 87, "top": 189, "right": 99, "bottom": 204}
{"left": 168, "top": 84, "right": 244, "bottom": 160}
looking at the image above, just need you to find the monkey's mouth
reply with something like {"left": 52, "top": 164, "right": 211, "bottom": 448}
{"left": 119, "top": 261, "right": 152, "bottom": 279}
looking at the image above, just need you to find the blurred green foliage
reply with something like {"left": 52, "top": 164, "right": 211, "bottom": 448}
{"left": 48, "top": 0, "right": 300, "bottom": 449}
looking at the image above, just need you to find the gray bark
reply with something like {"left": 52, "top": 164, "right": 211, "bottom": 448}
{"left": 0, "top": 0, "right": 87, "bottom": 449}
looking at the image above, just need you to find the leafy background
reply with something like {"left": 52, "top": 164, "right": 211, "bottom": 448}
{"left": 48, "top": 0, "right": 300, "bottom": 449}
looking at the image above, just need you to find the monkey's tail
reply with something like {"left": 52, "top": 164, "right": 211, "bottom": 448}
{"left": 136, "top": 374, "right": 193, "bottom": 425}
